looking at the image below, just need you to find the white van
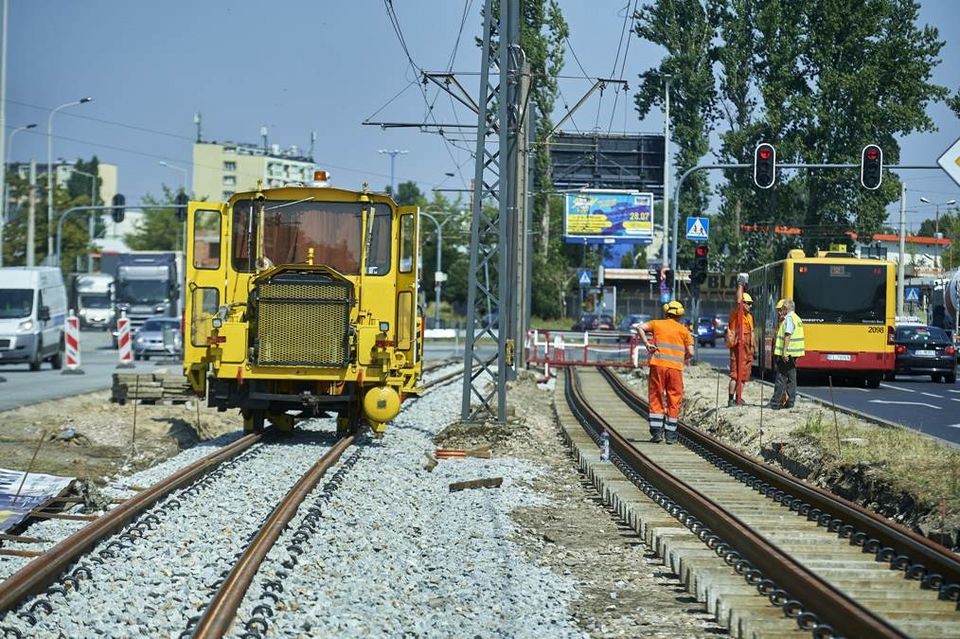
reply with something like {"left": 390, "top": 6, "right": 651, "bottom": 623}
{"left": 0, "top": 267, "right": 67, "bottom": 370}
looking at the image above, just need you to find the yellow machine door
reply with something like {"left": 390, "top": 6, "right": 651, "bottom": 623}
{"left": 184, "top": 201, "right": 227, "bottom": 379}
{"left": 396, "top": 206, "right": 420, "bottom": 359}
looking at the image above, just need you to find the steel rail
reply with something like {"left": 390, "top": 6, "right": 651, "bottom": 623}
{"left": 565, "top": 368, "right": 906, "bottom": 638}
{"left": 598, "top": 366, "right": 960, "bottom": 592}
{"left": 0, "top": 432, "right": 263, "bottom": 613}
{"left": 191, "top": 433, "right": 356, "bottom": 639}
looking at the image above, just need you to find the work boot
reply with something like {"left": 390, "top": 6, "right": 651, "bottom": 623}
{"left": 650, "top": 429, "right": 664, "bottom": 443}
{"left": 784, "top": 402, "right": 795, "bottom": 409}
{"left": 664, "top": 432, "right": 678, "bottom": 445}
{"left": 727, "top": 398, "right": 736, "bottom": 407}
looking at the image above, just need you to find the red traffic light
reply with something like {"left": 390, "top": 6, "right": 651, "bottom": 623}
{"left": 861, "top": 144, "right": 883, "bottom": 190}
{"left": 695, "top": 245, "right": 708, "bottom": 257}
{"left": 753, "top": 142, "right": 776, "bottom": 189}
{"left": 866, "top": 148, "right": 879, "bottom": 160}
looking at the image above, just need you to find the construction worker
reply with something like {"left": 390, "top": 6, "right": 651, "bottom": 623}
{"left": 770, "top": 298, "right": 805, "bottom": 409}
{"left": 727, "top": 292, "right": 757, "bottom": 406}
{"left": 636, "top": 300, "right": 695, "bottom": 443}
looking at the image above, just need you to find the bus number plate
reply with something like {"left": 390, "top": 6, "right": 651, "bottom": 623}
{"left": 826, "top": 353, "right": 852, "bottom": 361}
{"left": 914, "top": 350, "right": 935, "bottom": 357}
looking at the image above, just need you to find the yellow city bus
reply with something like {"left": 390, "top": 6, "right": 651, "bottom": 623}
{"left": 749, "top": 249, "right": 896, "bottom": 387}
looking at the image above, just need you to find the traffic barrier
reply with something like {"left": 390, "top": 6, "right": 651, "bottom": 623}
{"left": 116, "top": 312, "right": 135, "bottom": 369}
{"left": 61, "top": 310, "right": 85, "bottom": 375}
{"left": 525, "top": 329, "right": 637, "bottom": 369}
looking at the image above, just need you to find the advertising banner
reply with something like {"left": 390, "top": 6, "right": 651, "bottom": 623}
{"left": 564, "top": 191, "right": 654, "bottom": 244}
{"left": 0, "top": 468, "right": 74, "bottom": 533}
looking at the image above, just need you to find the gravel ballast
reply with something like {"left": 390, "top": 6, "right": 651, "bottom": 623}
{"left": 3, "top": 374, "right": 584, "bottom": 637}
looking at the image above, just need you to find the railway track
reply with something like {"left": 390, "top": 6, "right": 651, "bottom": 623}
{"left": 0, "top": 360, "right": 465, "bottom": 637}
{"left": 560, "top": 366, "right": 960, "bottom": 638}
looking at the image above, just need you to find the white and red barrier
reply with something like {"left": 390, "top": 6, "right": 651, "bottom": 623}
{"left": 525, "top": 329, "right": 640, "bottom": 371}
{"left": 61, "top": 310, "right": 84, "bottom": 375}
{"left": 116, "top": 312, "right": 134, "bottom": 368}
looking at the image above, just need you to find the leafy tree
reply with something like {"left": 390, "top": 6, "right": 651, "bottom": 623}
{"left": 125, "top": 185, "right": 185, "bottom": 251}
{"left": 388, "top": 180, "right": 426, "bottom": 207}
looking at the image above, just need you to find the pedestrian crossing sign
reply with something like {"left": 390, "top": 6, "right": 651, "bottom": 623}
{"left": 578, "top": 270, "right": 592, "bottom": 286}
{"left": 905, "top": 287, "right": 920, "bottom": 303}
{"left": 686, "top": 216, "right": 709, "bottom": 241}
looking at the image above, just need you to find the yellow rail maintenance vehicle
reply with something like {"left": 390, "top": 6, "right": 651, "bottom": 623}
{"left": 183, "top": 177, "right": 423, "bottom": 435}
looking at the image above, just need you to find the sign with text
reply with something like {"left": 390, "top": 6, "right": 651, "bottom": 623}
{"left": 0, "top": 468, "right": 74, "bottom": 533}
{"left": 564, "top": 191, "right": 654, "bottom": 244}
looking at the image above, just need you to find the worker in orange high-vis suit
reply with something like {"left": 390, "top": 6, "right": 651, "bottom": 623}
{"left": 636, "top": 301, "right": 695, "bottom": 443}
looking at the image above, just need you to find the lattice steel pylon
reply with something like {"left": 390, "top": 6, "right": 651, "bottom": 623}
{"left": 460, "top": 0, "right": 523, "bottom": 424}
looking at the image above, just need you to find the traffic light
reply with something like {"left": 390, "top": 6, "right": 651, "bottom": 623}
{"left": 111, "top": 193, "right": 125, "bottom": 224}
{"left": 174, "top": 191, "right": 189, "bottom": 222}
{"left": 753, "top": 142, "right": 776, "bottom": 189}
{"left": 860, "top": 144, "right": 883, "bottom": 190}
{"left": 691, "top": 245, "right": 708, "bottom": 285}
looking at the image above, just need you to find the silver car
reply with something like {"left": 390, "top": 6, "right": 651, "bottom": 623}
{"left": 133, "top": 317, "right": 182, "bottom": 361}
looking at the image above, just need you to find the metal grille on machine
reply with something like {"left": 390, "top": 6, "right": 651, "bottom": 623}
{"left": 254, "top": 271, "right": 353, "bottom": 366}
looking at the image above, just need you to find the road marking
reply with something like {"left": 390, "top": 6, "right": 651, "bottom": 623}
{"left": 952, "top": 398, "right": 960, "bottom": 403}
{"left": 949, "top": 389, "right": 960, "bottom": 394}
{"left": 947, "top": 424, "right": 960, "bottom": 429}
{"left": 868, "top": 399, "right": 940, "bottom": 410}
{"left": 921, "top": 392, "right": 945, "bottom": 399}
{"left": 879, "top": 383, "right": 915, "bottom": 393}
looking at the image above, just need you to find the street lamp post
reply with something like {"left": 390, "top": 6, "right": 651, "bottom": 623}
{"left": 159, "top": 160, "right": 188, "bottom": 195}
{"left": 919, "top": 196, "right": 957, "bottom": 269}
{"left": 1, "top": 122, "right": 37, "bottom": 267}
{"left": 419, "top": 211, "right": 452, "bottom": 327}
{"left": 378, "top": 149, "right": 407, "bottom": 197}
{"left": 68, "top": 168, "right": 98, "bottom": 271}
{"left": 47, "top": 97, "right": 93, "bottom": 259}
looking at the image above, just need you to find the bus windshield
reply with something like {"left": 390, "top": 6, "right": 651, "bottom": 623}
{"left": 232, "top": 199, "right": 392, "bottom": 275}
{"left": 793, "top": 263, "right": 887, "bottom": 324}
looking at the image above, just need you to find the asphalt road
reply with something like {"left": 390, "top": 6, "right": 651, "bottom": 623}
{"left": 0, "top": 330, "right": 166, "bottom": 412}
{"left": 695, "top": 344, "right": 960, "bottom": 444}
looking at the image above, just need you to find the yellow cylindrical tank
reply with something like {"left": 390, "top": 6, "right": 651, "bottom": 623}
{"left": 363, "top": 385, "right": 401, "bottom": 424}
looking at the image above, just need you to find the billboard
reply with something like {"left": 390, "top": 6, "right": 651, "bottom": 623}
{"left": 546, "top": 132, "right": 665, "bottom": 193}
{"left": 564, "top": 190, "right": 654, "bottom": 244}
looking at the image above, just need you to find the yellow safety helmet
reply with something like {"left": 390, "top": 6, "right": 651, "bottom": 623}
{"left": 662, "top": 303, "right": 669, "bottom": 314}
{"left": 776, "top": 298, "right": 787, "bottom": 310}
{"left": 664, "top": 300, "right": 685, "bottom": 317}
{"left": 742, "top": 292, "right": 753, "bottom": 304}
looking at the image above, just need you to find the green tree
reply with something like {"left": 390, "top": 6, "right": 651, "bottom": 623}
{"left": 633, "top": 0, "right": 716, "bottom": 225}
{"left": 125, "top": 185, "right": 184, "bottom": 251}
{"left": 388, "top": 180, "right": 426, "bottom": 207}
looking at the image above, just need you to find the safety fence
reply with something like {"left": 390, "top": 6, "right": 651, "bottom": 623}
{"left": 525, "top": 330, "right": 644, "bottom": 374}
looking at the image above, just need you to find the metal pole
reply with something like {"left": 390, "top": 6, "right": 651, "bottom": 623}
{"left": 897, "top": 182, "right": 906, "bottom": 317}
{"left": 662, "top": 75, "right": 670, "bottom": 271}
{"left": 47, "top": 98, "right": 93, "bottom": 259}
{"left": 0, "top": 0, "right": 7, "bottom": 267}
{"left": 2, "top": 124, "right": 38, "bottom": 265}
{"left": 27, "top": 161, "right": 36, "bottom": 266}
{"left": 378, "top": 150, "right": 407, "bottom": 197}
{"left": 420, "top": 211, "right": 444, "bottom": 327}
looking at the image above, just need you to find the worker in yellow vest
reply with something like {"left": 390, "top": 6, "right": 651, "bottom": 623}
{"left": 770, "top": 298, "right": 805, "bottom": 409}
{"left": 636, "top": 300, "right": 695, "bottom": 443}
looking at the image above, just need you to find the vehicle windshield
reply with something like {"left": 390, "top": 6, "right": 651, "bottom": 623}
{"left": 232, "top": 199, "right": 392, "bottom": 275}
{"left": 118, "top": 280, "right": 168, "bottom": 304}
{"left": 141, "top": 319, "right": 178, "bottom": 332}
{"left": 897, "top": 326, "right": 949, "bottom": 343}
{"left": 80, "top": 294, "right": 111, "bottom": 309}
{"left": 793, "top": 263, "right": 887, "bottom": 324}
{"left": 0, "top": 289, "right": 33, "bottom": 319}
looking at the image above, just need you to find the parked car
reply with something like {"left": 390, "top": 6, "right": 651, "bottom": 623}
{"left": 571, "top": 312, "right": 614, "bottom": 332}
{"left": 891, "top": 324, "right": 956, "bottom": 383}
{"left": 617, "top": 313, "right": 651, "bottom": 342}
{"left": 695, "top": 317, "right": 718, "bottom": 347}
{"left": 133, "top": 317, "right": 183, "bottom": 361}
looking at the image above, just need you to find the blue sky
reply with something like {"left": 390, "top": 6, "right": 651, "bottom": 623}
{"left": 5, "top": 0, "right": 959, "bottom": 231}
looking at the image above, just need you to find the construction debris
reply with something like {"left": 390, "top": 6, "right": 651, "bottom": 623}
{"left": 448, "top": 477, "right": 503, "bottom": 492}
{"left": 111, "top": 371, "right": 193, "bottom": 405}
{"left": 435, "top": 447, "right": 492, "bottom": 460}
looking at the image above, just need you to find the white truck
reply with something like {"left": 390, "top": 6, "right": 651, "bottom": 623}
{"left": 74, "top": 272, "right": 115, "bottom": 330}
